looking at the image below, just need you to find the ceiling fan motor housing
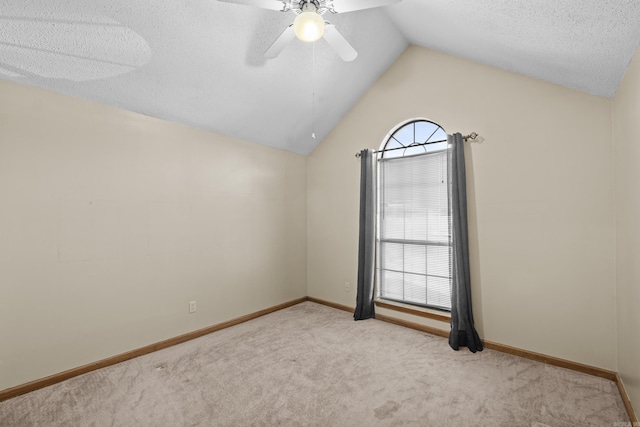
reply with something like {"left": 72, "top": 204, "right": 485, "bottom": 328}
{"left": 294, "top": 0, "right": 328, "bottom": 15}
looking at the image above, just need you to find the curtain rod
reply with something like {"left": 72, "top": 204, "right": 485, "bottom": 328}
{"left": 355, "top": 132, "right": 483, "bottom": 158}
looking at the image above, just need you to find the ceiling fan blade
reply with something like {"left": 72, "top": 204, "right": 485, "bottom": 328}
{"left": 323, "top": 23, "right": 357, "bottom": 61}
{"left": 329, "top": 0, "right": 401, "bottom": 13}
{"left": 218, "top": 0, "right": 287, "bottom": 12}
{"left": 264, "top": 25, "right": 296, "bottom": 59}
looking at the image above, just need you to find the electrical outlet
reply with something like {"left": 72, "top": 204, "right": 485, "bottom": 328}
{"left": 345, "top": 282, "right": 350, "bottom": 292}
{"left": 189, "top": 301, "right": 196, "bottom": 313}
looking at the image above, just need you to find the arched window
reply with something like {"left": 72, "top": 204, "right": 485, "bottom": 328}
{"left": 381, "top": 119, "right": 447, "bottom": 159}
{"left": 378, "top": 119, "right": 452, "bottom": 311}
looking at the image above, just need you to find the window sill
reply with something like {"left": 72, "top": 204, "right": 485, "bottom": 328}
{"left": 374, "top": 299, "right": 450, "bottom": 323}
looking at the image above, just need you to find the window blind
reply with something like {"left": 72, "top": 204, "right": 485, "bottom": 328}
{"left": 379, "top": 150, "right": 452, "bottom": 310}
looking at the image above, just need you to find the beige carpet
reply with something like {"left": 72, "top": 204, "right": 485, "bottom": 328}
{"left": 0, "top": 302, "right": 629, "bottom": 426}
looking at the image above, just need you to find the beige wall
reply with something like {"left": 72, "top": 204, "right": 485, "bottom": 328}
{"left": 613, "top": 44, "right": 640, "bottom": 413}
{"left": 0, "top": 79, "right": 307, "bottom": 391}
{"left": 308, "top": 45, "right": 617, "bottom": 370}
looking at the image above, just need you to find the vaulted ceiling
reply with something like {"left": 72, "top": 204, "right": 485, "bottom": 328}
{"left": 2, "top": 0, "right": 640, "bottom": 155}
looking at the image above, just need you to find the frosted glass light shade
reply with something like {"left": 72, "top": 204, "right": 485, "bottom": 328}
{"left": 293, "top": 10, "right": 325, "bottom": 42}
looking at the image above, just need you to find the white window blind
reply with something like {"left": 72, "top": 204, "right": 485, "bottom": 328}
{"left": 379, "top": 150, "right": 452, "bottom": 310}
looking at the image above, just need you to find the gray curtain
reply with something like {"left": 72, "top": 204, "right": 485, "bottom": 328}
{"left": 448, "top": 133, "right": 483, "bottom": 352}
{"left": 354, "top": 149, "right": 376, "bottom": 320}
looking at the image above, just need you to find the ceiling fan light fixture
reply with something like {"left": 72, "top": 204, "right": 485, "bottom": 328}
{"left": 293, "top": 3, "right": 324, "bottom": 42}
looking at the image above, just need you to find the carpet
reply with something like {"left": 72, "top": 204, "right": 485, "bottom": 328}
{"left": 0, "top": 302, "right": 629, "bottom": 426}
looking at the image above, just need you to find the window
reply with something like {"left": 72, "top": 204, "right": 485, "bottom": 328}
{"left": 378, "top": 119, "right": 451, "bottom": 311}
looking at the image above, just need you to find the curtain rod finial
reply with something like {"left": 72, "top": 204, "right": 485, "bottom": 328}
{"left": 463, "top": 132, "right": 478, "bottom": 141}
{"left": 463, "top": 132, "right": 484, "bottom": 143}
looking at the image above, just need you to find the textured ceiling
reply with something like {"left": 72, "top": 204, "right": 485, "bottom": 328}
{"left": 1, "top": 1, "right": 640, "bottom": 154}
{"left": 386, "top": 0, "right": 640, "bottom": 98}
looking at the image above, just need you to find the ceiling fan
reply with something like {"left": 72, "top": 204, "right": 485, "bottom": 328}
{"left": 219, "top": 0, "right": 401, "bottom": 61}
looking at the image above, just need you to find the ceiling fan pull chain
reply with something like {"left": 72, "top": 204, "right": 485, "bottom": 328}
{"left": 312, "top": 41, "right": 316, "bottom": 139}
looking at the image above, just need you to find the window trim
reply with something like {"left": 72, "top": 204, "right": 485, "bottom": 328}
{"left": 374, "top": 299, "right": 450, "bottom": 323}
